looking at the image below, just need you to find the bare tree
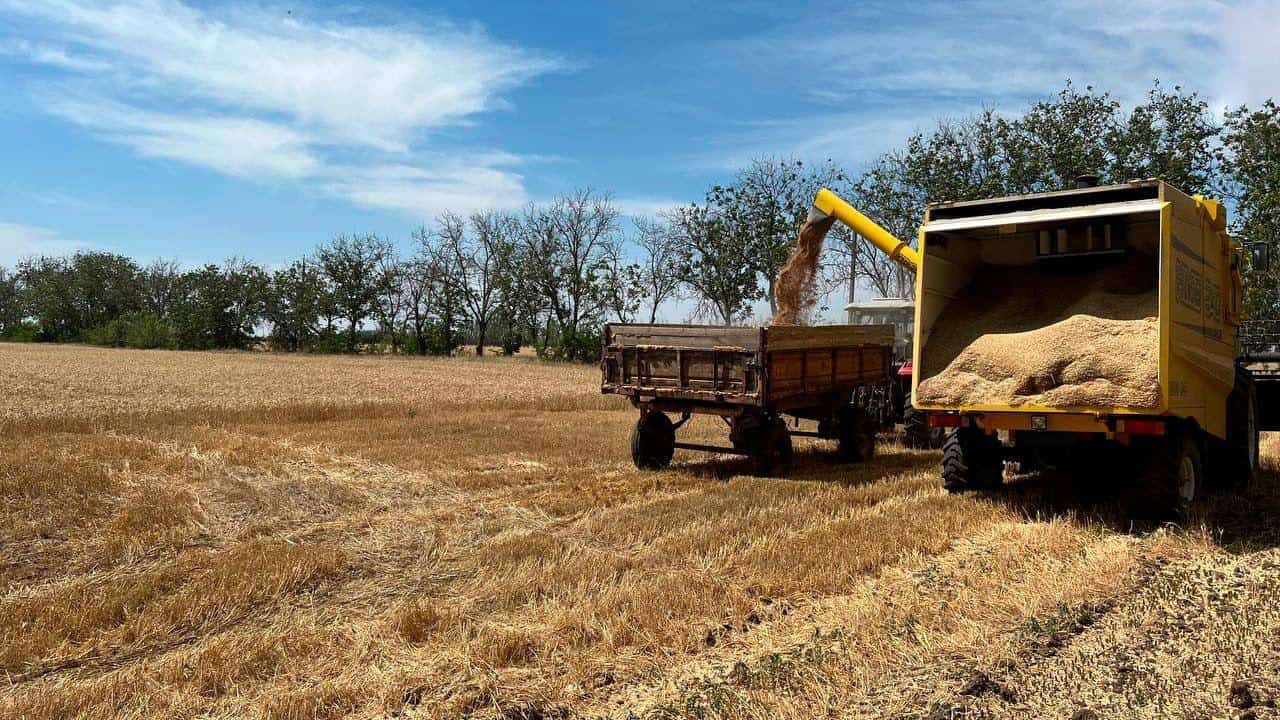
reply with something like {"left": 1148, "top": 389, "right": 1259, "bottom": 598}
{"left": 401, "top": 237, "right": 435, "bottom": 356}
{"left": 632, "top": 216, "right": 681, "bottom": 323}
{"left": 518, "top": 189, "right": 619, "bottom": 358}
{"left": 601, "top": 237, "right": 642, "bottom": 324}
{"left": 374, "top": 250, "right": 408, "bottom": 353}
{"left": 436, "top": 210, "right": 512, "bottom": 356}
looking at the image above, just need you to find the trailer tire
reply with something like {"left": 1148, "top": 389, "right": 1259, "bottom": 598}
{"left": 942, "top": 427, "right": 1002, "bottom": 493}
{"left": 904, "top": 405, "right": 945, "bottom": 449}
{"left": 1131, "top": 429, "right": 1202, "bottom": 522}
{"left": 752, "top": 418, "right": 793, "bottom": 477}
{"left": 631, "top": 411, "right": 675, "bottom": 470}
{"left": 837, "top": 406, "right": 876, "bottom": 463}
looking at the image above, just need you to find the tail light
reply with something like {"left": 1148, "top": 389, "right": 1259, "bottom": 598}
{"left": 1118, "top": 419, "right": 1165, "bottom": 436}
{"left": 928, "top": 413, "right": 962, "bottom": 428}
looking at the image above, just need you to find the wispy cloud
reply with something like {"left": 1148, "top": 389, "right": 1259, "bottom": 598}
{"left": 705, "top": 0, "right": 1271, "bottom": 170}
{"left": 45, "top": 96, "right": 320, "bottom": 179}
{"left": 0, "top": 223, "right": 83, "bottom": 264}
{"left": 323, "top": 154, "right": 531, "bottom": 218}
{"left": 0, "top": 0, "right": 562, "bottom": 216}
{"left": 1219, "top": 0, "right": 1280, "bottom": 107}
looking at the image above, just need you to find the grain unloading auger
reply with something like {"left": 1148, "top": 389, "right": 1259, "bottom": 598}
{"left": 808, "top": 188, "right": 919, "bottom": 271}
{"left": 808, "top": 179, "right": 1263, "bottom": 519}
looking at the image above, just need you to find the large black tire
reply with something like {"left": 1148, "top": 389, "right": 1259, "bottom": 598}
{"left": 1225, "top": 365, "right": 1260, "bottom": 490}
{"left": 904, "top": 404, "right": 945, "bottom": 449}
{"left": 631, "top": 411, "right": 675, "bottom": 470}
{"left": 1131, "top": 429, "right": 1203, "bottom": 522}
{"left": 942, "top": 427, "right": 1003, "bottom": 492}
{"left": 752, "top": 418, "right": 793, "bottom": 477}
{"left": 837, "top": 406, "right": 876, "bottom": 463}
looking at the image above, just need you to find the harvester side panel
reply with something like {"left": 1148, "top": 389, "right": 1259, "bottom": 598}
{"left": 1163, "top": 184, "right": 1237, "bottom": 440}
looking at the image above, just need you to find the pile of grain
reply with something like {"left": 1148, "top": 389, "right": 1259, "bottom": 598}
{"left": 773, "top": 215, "right": 836, "bottom": 325}
{"left": 916, "top": 256, "right": 1161, "bottom": 409}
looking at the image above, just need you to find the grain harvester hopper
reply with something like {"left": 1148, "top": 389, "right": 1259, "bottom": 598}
{"left": 809, "top": 179, "right": 1262, "bottom": 517}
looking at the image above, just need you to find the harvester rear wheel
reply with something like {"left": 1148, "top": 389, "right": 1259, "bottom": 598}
{"left": 942, "top": 427, "right": 1003, "bottom": 492}
{"left": 837, "top": 406, "right": 876, "bottom": 463}
{"left": 1224, "top": 365, "right": 1260, "bottom": 490}
{"left": 631, "top": 411, "right": 675, "bottom": 470}
{"left": 1131, "top": 429, "right": 1202, "bottom": 522}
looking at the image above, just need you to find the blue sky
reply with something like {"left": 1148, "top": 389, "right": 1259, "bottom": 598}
{"left": 1, "top": 0, "right": 1277, "bottom": 279}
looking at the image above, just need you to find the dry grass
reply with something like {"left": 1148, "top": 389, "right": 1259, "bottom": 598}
{"left": 2, "top": 343, "right": 1278, "bottom": 719}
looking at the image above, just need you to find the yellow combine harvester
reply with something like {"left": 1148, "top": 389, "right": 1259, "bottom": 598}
{"left": 810, "top": 178, "right": 1260, "bottom": 516}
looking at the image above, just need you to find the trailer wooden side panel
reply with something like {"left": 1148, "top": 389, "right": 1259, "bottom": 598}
{"left": 602, "top": 323, "right": 895, "bottom": 409}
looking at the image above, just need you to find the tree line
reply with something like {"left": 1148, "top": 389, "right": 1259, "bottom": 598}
{"left": 0, "top": 81, "right": 1276, "bottom": 359}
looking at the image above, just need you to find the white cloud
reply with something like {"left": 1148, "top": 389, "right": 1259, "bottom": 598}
{"left": 0, "top": 223, "right": 83, "bottom": 264}
{"left": 713, "top": 0, "right": 1275, "bottom": 168}
{"left": 46, "top": 97, "right": 319, "bottom": 178}
{"left": 324, "top": 154, "right": 531, "bottom": 218}
{"left": 1219, "top": 0, "right": 1280, "bottom": 107}
{"left": 0, "top": 0, "right": 561, "bottom": 217}
{"left": 1, "top": 0, "right": 561, "bottom": 150}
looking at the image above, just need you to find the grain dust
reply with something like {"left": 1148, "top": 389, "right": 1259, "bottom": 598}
{"left": 773, "top": 215, "right": 836, "bottom": 325}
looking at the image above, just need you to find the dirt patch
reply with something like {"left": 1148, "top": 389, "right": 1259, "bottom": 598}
{"left": 773, "top": 215, "right": 836, "bottom": 325}
{"left": 917, "top": 256, "right": 1160, "bottom": 409}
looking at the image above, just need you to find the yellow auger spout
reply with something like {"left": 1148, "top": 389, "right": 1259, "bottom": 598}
{"left": 809, "top": 188, "right": 919, "bottom": 271}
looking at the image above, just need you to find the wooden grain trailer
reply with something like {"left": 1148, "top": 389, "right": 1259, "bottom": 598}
{"left": 601, "top": 323, "right": 895, "bottom": 475}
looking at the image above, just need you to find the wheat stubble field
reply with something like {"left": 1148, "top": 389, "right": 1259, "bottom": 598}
{"left": 4, "top": 344, "right": 1280, "bottom": 720}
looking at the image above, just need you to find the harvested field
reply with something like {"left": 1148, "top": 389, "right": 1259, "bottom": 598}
{"left": 3, "top": 343, "right": 1280, "bottom": 719}
{"left": 918, "top": 259, "right": 1161, "bottom": 409}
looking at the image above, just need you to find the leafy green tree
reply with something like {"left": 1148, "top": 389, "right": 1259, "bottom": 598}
{"left": 266, "top": 257, "right": 326, "bottom": 351}
{"left": 318, "top": 234, "right": 392, "bottom": 352}
{"left": 667, "top": 202, "right": 761, "bottom": 324}
{"left": 1223, "top": 100, "right": 1280, "bottom": 319}
{"left": 1005, "top": 83, "right": 1119, "bottom": 191}
{"left": 171, "top": 260, "right": 267, "bottom": 349}
{"left": 708, "top": 158, "right": 847, "bottom": 314}
{"left": 1110, "top": 83, "right": 1220, "bottom": 194}
{"left": 140, "top": 259, "right": 182, "bottom": 319}
{"left": 601, "top": 236, "right": 643, "bottom": 324}
{"left": 18, "top": 256, "right": 79, "bottom": 341}
{"left": 0, "top": 267, "right": 25, "bottom": 337}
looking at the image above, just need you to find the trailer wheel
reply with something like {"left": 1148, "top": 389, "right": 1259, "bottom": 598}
{"left": 631, "top": 411, "right": 675, "bottom": 470}
{"left": 837, "top": 406, "right": 876, "bottom": 462}
{"left": 752, "top": 418, "right": 793, "bottom": 477}
{"left": 942, "top": 427, "right": 1003, "bottom": 492}
{"left": 1132, "top": 430, "right": 1202, "bottom": 522}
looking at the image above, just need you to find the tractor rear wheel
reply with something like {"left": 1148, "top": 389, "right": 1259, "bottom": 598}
{"left": 942, "top": 427, "right": 1003, "bottom": 492}
{"left": 904, "top": 405, "right": 945, "bottom": 449}
{"left": 631, "top": 411, "right": 675, "bottom": 470}
{"left": 837, "top": 406, "right": 876, "bottom": 463}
